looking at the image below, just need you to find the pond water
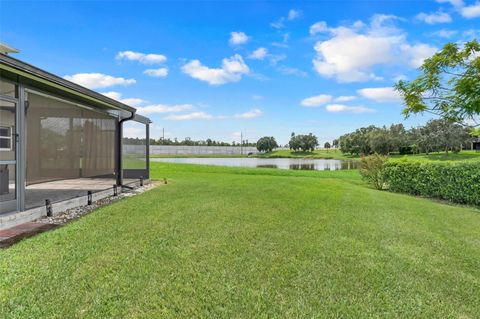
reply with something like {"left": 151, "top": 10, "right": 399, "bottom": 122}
{"left": 151, "top": 157, "right": 358, "bottom": 171}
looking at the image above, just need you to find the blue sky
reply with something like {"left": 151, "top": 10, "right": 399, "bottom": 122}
{"left": 1, "top": 0, "right": 479, "bottom": 144}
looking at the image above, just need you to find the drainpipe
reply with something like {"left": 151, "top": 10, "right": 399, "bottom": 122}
{"left": 116, "top": 111, "right": 135, "bottom": 186}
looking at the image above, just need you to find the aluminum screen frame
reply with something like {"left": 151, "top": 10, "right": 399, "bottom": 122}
{"left": 26, "top": 91, "right": 118, "bottom": 186}
{"left": 122, "top": 119, "right": 149, "bottom": 180}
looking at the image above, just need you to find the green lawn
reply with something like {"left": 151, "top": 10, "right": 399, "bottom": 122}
{"left": 1, "top": 163, "right": 479, "bottom": 318}
{"left": 389, "top": 150, "right": 480, "bottom": 162}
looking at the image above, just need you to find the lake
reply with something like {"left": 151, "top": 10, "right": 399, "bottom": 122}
{"left": 151, "top": 157, "right": 358, "bottom": 171}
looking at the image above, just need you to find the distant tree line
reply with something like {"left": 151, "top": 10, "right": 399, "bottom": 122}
{"left": 124, "top": 137, "right": 256, "bottom": 147}
{"left": 338, "top": 119, "right": 472, "bottom": 156}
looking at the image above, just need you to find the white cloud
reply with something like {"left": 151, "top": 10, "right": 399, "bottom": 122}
{"left": 461, "top": 2, "right": 480, "bottom": 18}
{"left": 277, "top": 65, "right": 307, "bottom": 77}
{"left": 271, "top": 42, "right": 289, "bottom": 48}
{"left": 161, "top": 107, "right": 263, "bottom": 121}
{"left": 116, "top": 51, "right": 167, "bottom": 64}
{"left": 357, "top": 87, "right": 402, "bottom": 102}
{"left": 270, "top": 20, "right": 285, "bottom": 29}
{"left": 234, "top": 108, "right": 263, "bottom": 119}
{"left": 463, "top": 28, "right": 480, "bottom": 38}
{"left": 229, "top": 32, "right": 250, "bottom": 45}
{"left": 400, "top": 43, "right": 437, "bottom": 68}
{"left": 433, "top": 29, "right": 458, "bottom": 38}
{"left": 325, "top": 104, "right": 375, "bottom": 113}
{"left": 353, "top": 20, "right": 366, "bottom": 28}
{"left": 123, "top": 126, "right": 147, "bottom": 139}
{"left": 310, "top": 21, "right": 329, "bottom": 35}
{"left": 165, "top": 112, "right": 214, "bottom": 121}
{"left": 101, "top": 91, "right": 145, "bottom": 107}
{"left": 311, "top": 14, "right": 437, "bottom": 82}
{"left": 136, "top": 104, "right": 193, "bottom": 115}
{"left": 271, "top": 9, "right": 301, "bottom": 28}
{"left": 143, "top": 67, "right": 169, "bottom": 77}
{"left": 101, "top": 91, "right": 123, "bottom": 100}
{"left": 64, "top": 73, "right": 136, "bottom": 89}
{"left": 268, "top": 54, "right": 287, "bottom": 66}
{"left": 437, "top": 0, "right": 480, "bottom": 18}
{"left": 181, "top": 54, "right": 250, "bottom": 85}
{"left": 248, "top": 47, "right": 268, "bottom": 60}
{"left": 288, "top": 9, "right": 302, "bottom": 20}
{"left": 416, "top": 11, "right": 452, "bottom": 24}
{"left": 301, "top": 94, "right": 333, "bottom": 107}
{"left": 334, "top": 96, "right": 356, "bottom": 102}
{"left": 252, "top": 95, "right": 263, "bottom": 100}
{"left": 121, "top": 98, "right": 146, "bottom": 107}
{"left": 436, "top": 0, "right": 464, "bottom": 6}
{"left": 313, "top": 28, "right": 399, "bottom": 82}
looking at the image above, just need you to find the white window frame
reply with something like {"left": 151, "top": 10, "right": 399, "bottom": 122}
{"left": 0, "top": 125, "right": 12, "bottom": 151}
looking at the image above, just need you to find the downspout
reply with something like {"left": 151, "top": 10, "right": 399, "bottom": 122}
{"left": 116, "top": 111, "right": 135, "bottom": 186}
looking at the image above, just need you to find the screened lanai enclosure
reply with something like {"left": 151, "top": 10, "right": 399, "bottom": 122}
{"left": 0, "top": 51, "right": 150, "bottom": 216}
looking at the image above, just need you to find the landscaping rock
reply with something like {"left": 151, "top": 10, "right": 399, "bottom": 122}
{"left": 38, "top": 183, "right": 155, "bottom": 225}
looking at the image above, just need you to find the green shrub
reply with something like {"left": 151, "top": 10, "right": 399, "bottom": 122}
{"left": 383, "top": 160, "right": 480, "bottom": 206}
{"left": 359, "top": 154, "right": 389, "bottom": 190}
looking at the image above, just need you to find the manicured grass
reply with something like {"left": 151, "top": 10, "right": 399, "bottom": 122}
{"left": 389, "top": 150, "right": 480, "bottom": 162}
{"left": 1, "top": 163, "right": 479, "bottom": 318}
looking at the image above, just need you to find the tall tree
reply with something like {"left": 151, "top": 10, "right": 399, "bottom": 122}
{"left": 395, "top": 40, "right": 480, "bottom": 126}
{"left": 256, "top": 136, "right": 278, "bottom": 153}
{"left": 332, "top": 139, "right": 339, "bottom": 152}
{"left": 289, "top": 133, "right": 318, "bottom": 152}
{"left": 324, "top": 141, "right": 331, "bottom": 152}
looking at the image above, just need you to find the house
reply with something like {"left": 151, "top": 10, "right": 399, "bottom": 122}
{"left": 0, "top": 45, "right": 151, "bottom": 225}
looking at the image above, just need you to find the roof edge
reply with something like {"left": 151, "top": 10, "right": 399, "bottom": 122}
{"left": 0, "top": 53, "right": 137, "bottom": 114}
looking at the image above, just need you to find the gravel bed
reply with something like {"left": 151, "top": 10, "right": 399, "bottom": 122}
{"left": 38, "top": 183, "right": 155, "bottom": 225}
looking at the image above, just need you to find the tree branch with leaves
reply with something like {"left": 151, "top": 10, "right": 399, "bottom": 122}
{"left": 395, "top": 40, "right": 480, "bottom": 127}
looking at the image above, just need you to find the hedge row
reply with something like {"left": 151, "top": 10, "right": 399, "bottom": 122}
{"left": 383, "top": 161, "right": 480, "bottom": 206}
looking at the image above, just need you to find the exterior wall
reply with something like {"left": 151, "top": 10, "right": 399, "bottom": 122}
{"left": 133, "top": 145, "right": 259, "bottom": 155}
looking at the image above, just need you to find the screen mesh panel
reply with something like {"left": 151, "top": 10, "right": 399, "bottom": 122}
{"left": 0, "top": 99, "right": 16, "bottom": 203}
{"left": 26, "top": 92, "right": 117, "bottom": 185}
{"left": 122, "top": 121, "right": 147, "bottom": 170}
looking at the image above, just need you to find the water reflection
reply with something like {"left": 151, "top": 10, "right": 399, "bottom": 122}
{"left": 152, "top": 157, "right": 358, "bottom": 171}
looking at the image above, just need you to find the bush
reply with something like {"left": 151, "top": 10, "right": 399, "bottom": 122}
{"left": 359, "top": 154, "right": 389, "bottom": 190}
{"left": 383, "top": 161, "right": 480, "bottom": 206}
